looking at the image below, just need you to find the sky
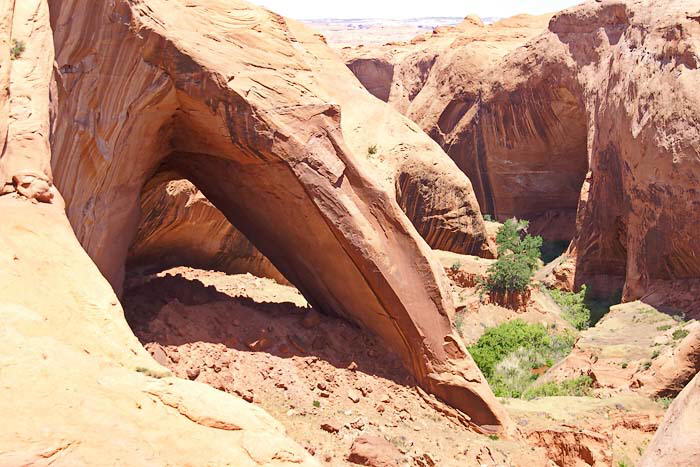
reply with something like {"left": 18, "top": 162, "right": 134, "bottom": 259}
{"left": 251, "top": 0, "right": 584, "bottom": 20}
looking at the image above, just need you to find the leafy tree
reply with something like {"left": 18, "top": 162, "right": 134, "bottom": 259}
{"left": 479, "top": 219, "right": 542, "bottom": 294}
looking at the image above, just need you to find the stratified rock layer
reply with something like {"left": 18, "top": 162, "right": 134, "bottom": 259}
{"left": 45, "top": 0, "right": 509, "bottom": 433}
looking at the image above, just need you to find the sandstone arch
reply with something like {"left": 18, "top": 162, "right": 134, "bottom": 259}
{"left": 46, "top": 0, "right": 510, "bottom": 432}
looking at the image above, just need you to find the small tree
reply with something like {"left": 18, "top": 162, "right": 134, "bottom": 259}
{"left": 479, "top": 219, "right": 542, "bottom": 296}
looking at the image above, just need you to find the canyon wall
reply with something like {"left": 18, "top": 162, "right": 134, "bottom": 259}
{"left": 44, "top": 0, "right": 510, "bottom": 433}
{"left": 346, "top": 0, "right": 700, "bottom": 312}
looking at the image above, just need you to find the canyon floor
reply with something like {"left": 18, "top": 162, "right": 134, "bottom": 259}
{"left": 123, "top": 261, "right": 669, "bottom": 466}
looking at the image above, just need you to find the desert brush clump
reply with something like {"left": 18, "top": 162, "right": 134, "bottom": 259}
{"left": 10, "top": 39, "right": 26, "bottom": 60}
{"left": 521, "top": 376, "right": 594, "bottom": 400}
{"left": 467, "top": 320, "right": 576, "bottom": 397}
{"left": 478, "top": 219, "right": 542, "bottom": 296}
{"left": 548, "top": 285, "right": 591, "bottom": 330}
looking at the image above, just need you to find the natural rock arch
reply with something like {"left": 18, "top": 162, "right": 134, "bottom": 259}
{"left": 47, "top": 0, "right": 511, "bottom": 432}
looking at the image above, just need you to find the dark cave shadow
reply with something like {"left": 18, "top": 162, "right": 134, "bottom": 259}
{"left": 122, "top": 272, "right": 416, "bottom": 387}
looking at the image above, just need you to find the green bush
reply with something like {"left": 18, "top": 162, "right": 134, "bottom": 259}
{"left": 483, "top": 214, "right": 493, "bottom": 222}
{"left": 657, "top": 325, "right": 672, "bottom": 331}
{"left": 468, "top": 320, "right": 550, "bottom": 379}
{"left": 522, "top": 376, "right": 593, "bottom": 400}
{"left": 479, "top": 219, "right": 542, "bottom": 294}
{"left": 10, "top": 39, "right": 25, "bottom": 60}
{"left": 548, "top": 286, "right": 591, "bottom": 330}
{"left": 468, "top": 320, "right": 577, "bottom": 397}
{"left": 367, "top": 144, "right": 378, "bottom": 155}
{"left": 488, "top": 331, "right": 576, "bottom": 397}
{"left": 672, "top": 329, "right": 689, "bottom": 340}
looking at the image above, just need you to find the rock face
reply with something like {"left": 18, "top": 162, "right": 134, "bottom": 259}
{"left": 639, "top": 372, "right": 700, "bottom": 467}
{"left": 0, "top": 1, "right": 317, "bottom": 465}
{"left": 347, "top": 1, "right": 700, "bottom": 313}
{"left": 0, "top": 0, "right": 514, "bottom": 448}
{"left": 128, "top": 170, "right": 288, "bottom": 284}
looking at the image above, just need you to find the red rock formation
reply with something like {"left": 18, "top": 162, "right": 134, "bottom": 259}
{"left": 348, "top": 1, "right": 700, "bottom": 313}
{"left": 639, "top": 372, "right": 700, "bottom": 467}
{"left": 128, "top": 170, "right": 288, "bottom": 284}
{"left": 43, "top": 0, "right": 509, "bottom": 433}
{"left": 0, "top": 1, "right": 318, "bottom": 464}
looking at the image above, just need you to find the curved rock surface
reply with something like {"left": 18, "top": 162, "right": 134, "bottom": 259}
{"left": 639, "top": 371, "right": 700, "bottom": 467}
{"left": 42, "top": 0, "right": 509, "bottom": 434}
{"left": 128, "top": 170, "right": 288, "bottom": 284}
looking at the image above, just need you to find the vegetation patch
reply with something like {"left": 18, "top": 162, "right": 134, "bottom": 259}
{"left": 672, "top": 329, "right": 689, "bottom": 340}
{"left": 468, "top": 320, "right": 576, "bottom": 398}
{"left": 657, "top": 325, "right": 672, "bottom": 331}
{"left": 367, "top": 144, "right": 378, "bottom": 155}
{"left": 10, "top": 39, "right": 25, "bottom": 60}
{"left": 548, "top": 285, "right": 591, "bottom": 330}
{"left": 521, "top": 376, "right": 594, "bottom": 400}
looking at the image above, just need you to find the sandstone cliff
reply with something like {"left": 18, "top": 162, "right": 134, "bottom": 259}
{"left": 0, "top": 1, "right": 317, "bottom": 464}
{"left": 346, "top": 0, "right": 700, "bottom": 314}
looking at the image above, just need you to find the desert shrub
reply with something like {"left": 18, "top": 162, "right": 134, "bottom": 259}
{"left": 657, "top": 325, "right": 672, "bottom": 331}
{"left": 468, "top": 320, "right": 577, "bottom": 397}
{"left": 10, "top": 39, "right": 25, "bottom": 60}
{"left": 450, "top": 261, "right": 461, "bottom": 272}
{"left": 483, "top": 214, "right": 493, "bottom": 222}
{"left": 642, "top": 361, "right": 652, "bottom": 370}
{"left": 468, "top": 320, "right": 550, "bottom": 379}
{"left": 656, "top": 396, "right": 674, "bottom": 409}
{"left": 651, "top": 350, "right": 660, "bottom": 359}
{"left": 367, "top": 144, "right": 378, "bottom": 155}
{"left": 522, "top": 376, "right": 593, "bottom": 400}
{"left": 479, "top": 219, "right": 542, "bottom": 294}
{"left": 672, "top": 329, "right": 689, "bottom": 340}
{"left": 488, "top": 331, "right": 576, "bottom": 398}
{"left": 548, "top": 285, "right": 591, "bottom": 330}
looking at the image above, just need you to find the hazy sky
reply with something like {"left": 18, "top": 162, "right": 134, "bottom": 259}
{"left": 251, "top": 0, "right": 585, "bottom": 20}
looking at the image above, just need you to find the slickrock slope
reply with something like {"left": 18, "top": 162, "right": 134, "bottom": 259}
{"left": 347, "top": 0, "right": 700, "bottom": 314}
{"left": 0, "top": 2, "right": 316, "bottom": 464}
{"left": 6, "top": 0, "right": 514, "bottom": 443}
{"left": 542, "top": 302, "right": 699, "bottom": 397}
{"left": 128, "top": 170, "right": 288, "bottom": 284}
{"left": 639, "top": 372, "right": 700, "bottom": 467}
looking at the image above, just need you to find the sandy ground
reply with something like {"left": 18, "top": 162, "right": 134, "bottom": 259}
{"left": 123, "top": 265, "right": 667, "bottom": 466}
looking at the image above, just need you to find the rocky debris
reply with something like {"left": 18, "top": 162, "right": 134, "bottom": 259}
{"left": 125, "top": 267, "right": 555, "bottom": 466}
{"left": 347, "top": 436, "right": 401, "bottom": 467}
{"left": 526, "top": 429, "right": 612, "bottom": 467}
